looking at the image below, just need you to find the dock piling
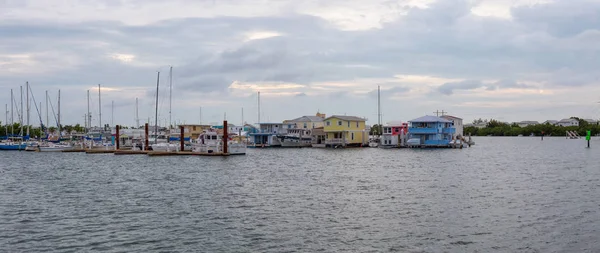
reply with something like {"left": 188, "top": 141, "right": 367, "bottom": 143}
{"left": 223, "top": 120, "right": 228, "bottom": 154}
{"left": 180, "top": 125, "right": 184, "bottom": 152}
{"left": 116, "top": 125, "right": 120, "bottom": 150}
{"left": 144, "top": 123, "right": 149, "bottom": 150}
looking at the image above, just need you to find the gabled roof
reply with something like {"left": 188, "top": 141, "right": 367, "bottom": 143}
{"left": 558, "top": 118, "right": 578, "bottom": 122}
{"left": 287, "top": 116, "right": 325, "bottom": 122}
{"left": 408, "top": 115, "right": 452, "bottom": 123}
{"left": 324, "top": 115, "right": 366, "bottom": 121}
{"left": 441, "top": 115, "right": 462, "bottom": 120}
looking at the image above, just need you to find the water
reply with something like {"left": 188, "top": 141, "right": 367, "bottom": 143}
{"left": 1, "top": 137, "right": 599, "bottom": 252}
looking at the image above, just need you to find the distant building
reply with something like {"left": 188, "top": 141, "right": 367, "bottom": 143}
{"left": 441, "top": 115, "right": 464, "bottom": 137}
{"left": 517, "top": 121, "right": 539, "bottom": 127}
{"left": 323, "top": 115, "right": 368, "bottom": 147}
{"left": 543, "top": 120, "right": 558, "bottom": 125}
{"left": 583, "top": 119, "right": 599, "bottom": 125}
{"left": 180, "top": 124, "right": 213, "bottom": 140}
{"left": 556, "top": 119, "right": 579, "bottom": 127}
{"left": 283, "top": 113, "right": 326, "bottom": 129}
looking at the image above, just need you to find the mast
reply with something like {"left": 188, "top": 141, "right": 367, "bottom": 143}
{"left": 199, "top": 106, "right": 202, "bottom": 125}
{"left": 258, "top": 91, "right": 261, "bottom": 125}
{"left": 45, "top": 90, "right": 48, "bottom": 136}
{"left": 242, "top": 107, "right": 244, "bottom": 126}
{"left": 4, "top": 104, "right": 7, "bottom": 138}
{"left": 87, "top": 89, "right": 90, "bottom": 132}
{"left": 169, "top": 65, "right": 172, "bottom": 130}
{"left": 26, "top": 82, "right": 29, "bottom": 137}
{"left": 154, "top": 71, "right": 160, "bottom": 144}
{"left": 58, "top": 89, "right": 61, "bottom": 136}
{"left": 135, "top": 98, "right": 139, "bottom": 128}
{"left": 98, "top": 84, "right": 101, "bottom": 131}
{"left": 377, "top": 85, "right": 381, "bottom": 132}
{"left": 10, "top": 89, "right": 13, "bottom": 136}
{"left": 20, "top": 85, "right": 23, "bottom": 136}
{"left": 111, "top": 100, "right": 114, "bottom": 126}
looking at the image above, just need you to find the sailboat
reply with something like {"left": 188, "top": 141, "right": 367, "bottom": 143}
{"left": 0, "top": 85, "right": 27, "bottom": 150}
{"left": 39, "top": 89, "right": 74, "bottom": 152}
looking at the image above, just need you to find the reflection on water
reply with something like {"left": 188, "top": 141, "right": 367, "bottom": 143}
{"left": 1, "top": 137, "right": 599, "bottom": 252}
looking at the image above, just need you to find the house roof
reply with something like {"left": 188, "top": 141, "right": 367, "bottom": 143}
{"left": 544, "top": 120, "right": 558, "bottom": 123}
{"left": 558, "top": 118, "right": 578, "bottom": 122}
{"left": 287, "top": 116, "right": 324, "bottom": 122}
{"left": 441, "top": 115, "right": 463, "bottom": 120}
{"left": 409, "top": 115, "right": 452, "bottom": 123}
{"left": 324, "top": 115, "right": 366, "bottom": 121}
{"left": 584, "top": 119, "right": 598, "bottom": 122}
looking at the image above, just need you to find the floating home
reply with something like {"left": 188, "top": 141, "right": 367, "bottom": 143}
{"left": 406, "top": 115, "right": 455, "bottom": 147}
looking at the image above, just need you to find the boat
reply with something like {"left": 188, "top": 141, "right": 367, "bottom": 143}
{"left": 151, "top": 142, "right": 192, "bottom": 152}
{"left": 39, "top": 143, "right": 74, "bottom": 152}
{"left": 0, "top": 137, "right": 27, "bottom": 150}
{"left": 192, "top": 129, "right": 246, "bottom": 155}
{"left": 280, "top": 129, "right": 312, "bottom": 147}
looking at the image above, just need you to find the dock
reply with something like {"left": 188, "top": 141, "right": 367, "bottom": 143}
{"left": 62, "top": 149, "right": 87, "bottom": 153}
{"left": 85, "top": 149, "right": 116, "bottom": 154}
{"left": 147, "top": 151, "right": 230, "bottom": 157}
{"left": 114, "top": 150, "right": 149, "bottom": 155}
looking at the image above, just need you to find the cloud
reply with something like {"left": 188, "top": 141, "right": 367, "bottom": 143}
{"left": 438, "top": 80, "right": 484, "bottom": 95}
{"left": 1, "top": 0, "right": 600, "bottom": 125}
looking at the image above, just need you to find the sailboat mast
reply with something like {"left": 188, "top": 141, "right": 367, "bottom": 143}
{"left": 87, "top": 89, "right": 90, "bottom": 132}
{"left": 169, "top": 65, "right": 172, "bottom": 130}
{"left": 199, "top": 106, "right": 202, "bottom": 124}
{"left": 111, "top": 100, "right": 114, "bottom": 126}
{"left": 377, "top": 85, "right": 381, "bottom": 129}
{"left": 58, "top": 89, "right": 61, "bottom": 135}
{"left": 135, "top": 98, "right": 139, "bottom": 128}
{"left": 20, "top": 85, "right": 23, "bottom": 136}
{"left": 46, "top": 90, "right": 49, "bottom": 135}
{"left": 258, "top": 91, "right": 261, "bottom": 125}
{"left": 26, "top": 82, "right": 29, "bottom": 136}
{"left": 98, "top": 84, "right": 102, "bottom": 130}
{"left": 154, "top": 71, "right": 160, "bottom": 144}
{"left": 10, "top": 89, "right": 13, "bottom": 136}
{"left": 4, "top": 104, "right": 7, "bottom": 137}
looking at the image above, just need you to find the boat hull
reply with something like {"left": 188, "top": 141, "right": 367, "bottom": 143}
{"left": 0, "top": 144, "right": 27, "bottom": 150}
{"left": 39, "top": 146, "right": 74, "bottom": 152}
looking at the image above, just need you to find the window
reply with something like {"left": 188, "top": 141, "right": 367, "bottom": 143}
{"left": 347, "top": 121, "right": 350, "bottom": 127}
{"left": 356, "top": 122, "right": 359, "bottom": 128}
{"left": 338, "top": 121, "right": 342, "bottom": 126}
{"left": 351, "top": 133, "right": 354, "bottom": 140}
{"left": 303, "top": 123, "right": 307, "bottom": 128}
{"left": 327, "top": 121, "right": 331, "bottom": 126}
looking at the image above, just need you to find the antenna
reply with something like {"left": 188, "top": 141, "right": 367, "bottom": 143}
{"left": 434, "top": 110, "right": 447, "bottom": 117}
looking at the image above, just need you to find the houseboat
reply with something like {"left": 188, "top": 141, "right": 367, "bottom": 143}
{"left": 323, "top": 115, "right": 368, "bottom": 148}
{"left": 248, "top": 123, "right": 285, "bottom": 148}
{"left": 406, "top": 115, "right": 455, "bottom": 148}
{"left": 192, "top": 129, "right": 246, "bottom": 155}
{"left": 280, "top": 128, "right": 313, "bottom": 147}
{"left": 380, "top": 122, "right": 409, "bottom": 148}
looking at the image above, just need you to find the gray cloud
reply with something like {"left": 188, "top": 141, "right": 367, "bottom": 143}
{"left": 438, "top": 80, "right": 484, "bottom": 95}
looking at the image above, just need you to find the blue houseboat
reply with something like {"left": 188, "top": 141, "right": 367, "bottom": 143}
{"left": 407, "top": 115, "right": 456, "bottom": 147}
{"left": 248, "top": 123, "right": 290, "bottom": 147}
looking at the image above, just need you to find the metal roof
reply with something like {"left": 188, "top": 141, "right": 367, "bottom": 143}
{"left": 324, "top": 115, "right": 366, "bottom": 121}
{"left": 408, "top": 115, "right": 453, "bottom": 123}
{"left": 287, "top": 116, "right": 324, "bottom": 122}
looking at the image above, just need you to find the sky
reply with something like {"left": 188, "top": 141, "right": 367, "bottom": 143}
{"left": 1, "top": 0, "right": 599, "bottom": 127}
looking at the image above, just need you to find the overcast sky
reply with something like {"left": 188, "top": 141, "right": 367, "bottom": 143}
{"left": 1, "top": 0, "right": 599, "bottom": 127}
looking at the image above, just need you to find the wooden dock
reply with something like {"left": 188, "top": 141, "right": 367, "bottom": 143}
{"left": 62, "top": 149, "right": 87, "bottom": 153}
{"left": 114, "top": 150, "right": 149, "bottom": 155}
{"left": 85, "top": 149, "right": 116, "bottom": 154}
{"left": 147, "top": 151, "right": 230, "bottom": 157}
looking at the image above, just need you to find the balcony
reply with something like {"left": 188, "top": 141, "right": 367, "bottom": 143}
{"left": 408, "top": 127, "right": 438, "bottom": 134}
{"left": 442, "top": 128, "right": 456, "bottom": 134}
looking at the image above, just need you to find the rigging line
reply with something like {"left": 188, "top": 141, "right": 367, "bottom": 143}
{"left": 47, "top": 94, "right": 59, "bottom": 128}
{"left": 28, "top": 86, "right": 44, "bottom": 127}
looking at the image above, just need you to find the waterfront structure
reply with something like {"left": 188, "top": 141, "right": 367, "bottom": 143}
{"left": 248, "top": 123, "right": 286, "bottom": 147}
{"left": 311, "top": 127, "right": 326, "bottom": 147}
{"left": 323, "top": 115, "right": 368, "bottom": 147}
{"left": 556, "top": 118, "right": 579, "bottom": 127}
{"left": 583, "top": 119, "right": 599, "bottom": 125}
{"left": 281, "top": 113, "right": 327, "bottom": 147}
{"left": 441, "top": 115, "right": 464, "bottom": 137}
{"left": 180, "top": 124, "right": 212, "bottom": 140}
{"left": 406, "top": 115, "right": 455, "bottom": 147}
{"left": 380, "top": 121, "right": 408, "bottom": 148}
{"left": 543, "top": 120, "right": 558, "bottom": 125}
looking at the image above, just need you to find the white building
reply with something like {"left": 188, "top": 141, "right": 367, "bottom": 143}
{"left": 556, "top": 119, "right": 579, "bottom": 127}
{"left": 584, "top": 119, "right": 599, "bottom": 125}
{"left": 441, "top": 115, "right": 464, "bottom": 137}
{"left": 543, "top": 120, "right": 558, "bottom": 125}
{"left": 517, "top": 121, "right": 539, "bottom": 127}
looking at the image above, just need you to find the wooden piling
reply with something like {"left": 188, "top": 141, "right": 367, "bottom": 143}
{"left": 223, "top": 120, "right": 228, "bottom": 154}
{"left": 144, "top": 123, "right": 149, "bottom": 150}
{"left": 180, "top": 125, "right": 184, "bottom": 152}
{"left": 116, "top": 125, "right": 120, "bottom": 150}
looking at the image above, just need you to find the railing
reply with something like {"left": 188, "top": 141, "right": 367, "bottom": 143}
{"left": 325, "top": 138, "right": 345, "bottom": 144}
{"left": 408, "top": 128, "right": 438, "bottom": 134}
{"left": 424, "top": 140, "right": 450, "bottom": 145}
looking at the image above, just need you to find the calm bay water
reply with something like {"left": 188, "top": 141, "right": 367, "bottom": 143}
{"left": 1, "top": 137, "right": 600, "bottom": 252}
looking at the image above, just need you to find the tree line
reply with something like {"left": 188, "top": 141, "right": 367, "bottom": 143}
{"left": 465, "top": 118, "right": 600, "bottom": 137}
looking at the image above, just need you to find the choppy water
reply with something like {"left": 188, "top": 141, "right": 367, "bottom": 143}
{"left": 1, "top": 137, "right": 600, "bottom": 252}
